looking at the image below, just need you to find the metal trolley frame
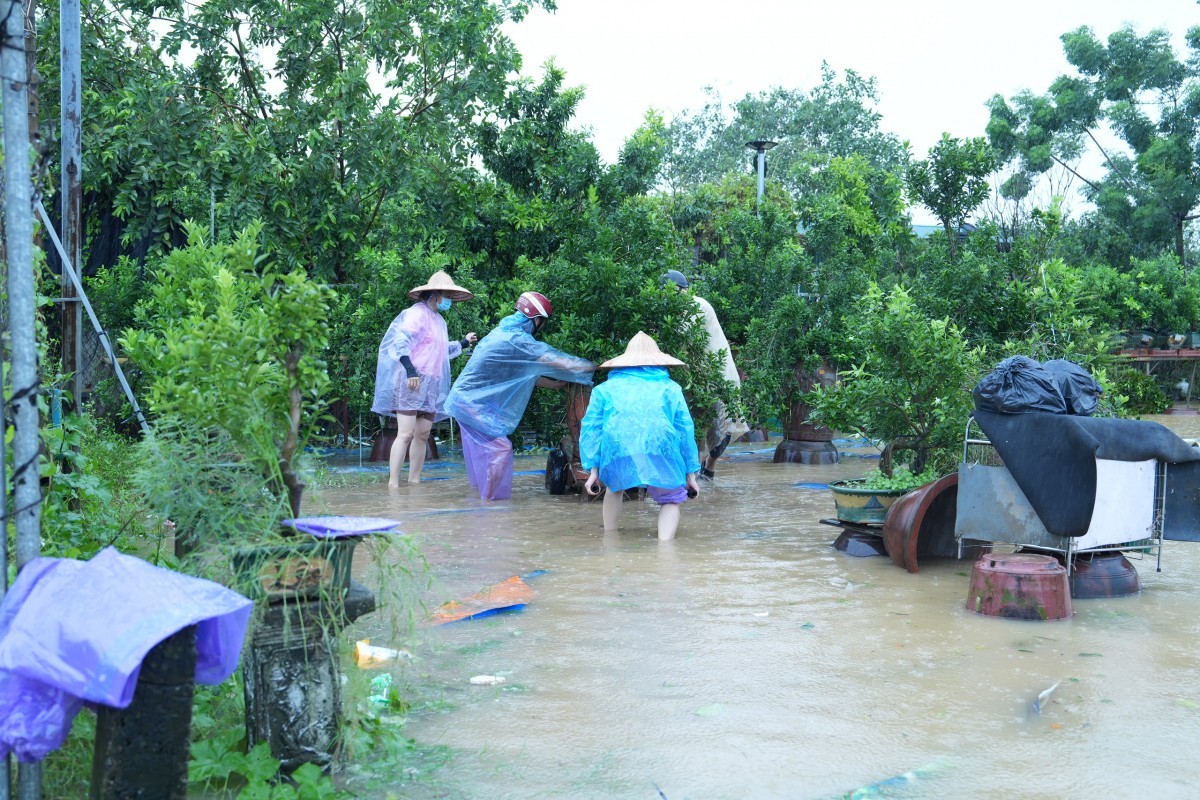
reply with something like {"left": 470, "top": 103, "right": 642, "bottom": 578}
{"left": 958, "top": 418, "right": 1164, "bottom": 576}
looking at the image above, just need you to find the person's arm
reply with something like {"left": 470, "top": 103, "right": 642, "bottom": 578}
{"left": 535, "top": 348, "right": 596, "bottom": 384}
{"left": 398, "top": 355, "right": 420, "bottom": 390}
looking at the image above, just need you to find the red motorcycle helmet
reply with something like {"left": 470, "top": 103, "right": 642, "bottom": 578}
{"left": 516, "top": 291, "right": 553, "bottom": 320}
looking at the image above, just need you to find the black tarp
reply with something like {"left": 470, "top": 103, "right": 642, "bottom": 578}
{"left": 973, "top": 409, "right": 1200, "bottom": 538}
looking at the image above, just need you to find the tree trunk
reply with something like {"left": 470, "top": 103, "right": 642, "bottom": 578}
{"left": 1177, "top": 218, "right": 1186, "bottom": 267}
{"left": 943, "top": 219, "right": 957, "bottom": 259}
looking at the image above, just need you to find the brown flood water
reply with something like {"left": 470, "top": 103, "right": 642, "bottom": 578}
{"left": 308, "top": 414, "right": 1200, "bottom": 799}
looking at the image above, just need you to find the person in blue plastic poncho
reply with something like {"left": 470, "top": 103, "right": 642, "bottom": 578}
{"left": 444, "top": 291, "right": 595, "bottom": 500}
{"left": 372, "top": 271, "right": 477, "bottom": 487}
{"left": 581, "top": 332, "right": 701, "bottom": 540}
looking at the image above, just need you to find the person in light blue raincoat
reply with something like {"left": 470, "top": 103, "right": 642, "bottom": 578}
{"left": 444, "top": 291, "right": 595, "bottom": 500}
{"left": 581, "top": 331, "right": 701, "bottom": 540}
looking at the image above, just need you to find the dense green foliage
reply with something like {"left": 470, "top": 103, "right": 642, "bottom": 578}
{"left": 807, "top": 285, "right": 985, "bottom": 476}
{"left": 20, "top": 4, "right": 1200, "bottom": 795}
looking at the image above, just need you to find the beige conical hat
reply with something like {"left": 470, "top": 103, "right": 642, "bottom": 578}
{"left": 408, "top": 270, "right": 474, "bottom": 302}
{"left": 599, "top": 331, "right": 686, "bottom": 369}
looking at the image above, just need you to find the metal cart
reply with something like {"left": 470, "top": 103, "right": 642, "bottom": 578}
{"left": 955, "top": 417, "right": 1164, "bottom": 576}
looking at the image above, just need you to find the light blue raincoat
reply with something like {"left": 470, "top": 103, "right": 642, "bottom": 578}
{"left": 444, "top": 312, "right": 594, "bottom": 438}
{"left": 579, "top": 366, "right": 701, "bottom": 492}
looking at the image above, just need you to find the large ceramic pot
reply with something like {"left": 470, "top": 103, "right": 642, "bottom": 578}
{"left": 774, "top": 363, "right": 838, "bottom": 464}
{"left": 829, "top": 479, "right": 908, "bottom": 525}
{"left": 368, "top": 415, "right": 439, "bottom": 463}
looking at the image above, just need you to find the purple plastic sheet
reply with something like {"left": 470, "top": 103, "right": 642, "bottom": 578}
{"left": 459, "top": 421, "right": 514, "bottom": 500}
{"left": 281, "top": 515, "right": 403, "bottom": 538}
{"left": 0, "top": 547, "right": 253, "bottom": 762}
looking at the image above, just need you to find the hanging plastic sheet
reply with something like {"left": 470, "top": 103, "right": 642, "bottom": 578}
{"left": 0, "top": 547, "right": 252, "bottom": 762}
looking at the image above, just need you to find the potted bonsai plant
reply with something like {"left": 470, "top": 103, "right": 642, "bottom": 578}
{"left": 741, "top": 291, "right": 842, "bottom": 463}
{"left": 807, "top": 283, "right": 984, "bottom": 524}
{"left": 120, "top": 221, "right": 343, "bottom": 596}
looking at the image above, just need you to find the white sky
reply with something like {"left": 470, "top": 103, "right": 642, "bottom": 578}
{"left": 505, "top": 0, "right": 1199, "bottom": 223}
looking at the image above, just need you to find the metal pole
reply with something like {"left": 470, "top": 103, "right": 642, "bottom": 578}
{"left": 756, "top": 149, "right": 766, "bottom": 214}
{"left": 59, "top": 0, "right": 81, "bottom": 412}
{"left": 4, "top": 1, "right": 44, "bottom": 796}
{"left": 36, "top": 202, "right": 150, "bottom": 436}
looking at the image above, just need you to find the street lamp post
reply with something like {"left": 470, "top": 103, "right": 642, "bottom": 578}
{"left": 745, "top": 140, "right": 777, "bottom": 216}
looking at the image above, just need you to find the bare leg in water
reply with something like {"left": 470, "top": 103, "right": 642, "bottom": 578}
{"left": 657, "top": 503, "right": 681, "bottom": 540}
{"left": 602, "top": 487, "right": 623, "bottom": 530}
{"left": 407, "top": 416, "right": 434, "bottom": 483}
{"left": 388, "top": 414, "right": 424, "bottom": 488}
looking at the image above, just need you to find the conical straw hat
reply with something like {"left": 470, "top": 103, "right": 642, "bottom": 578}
{"left": 408, "top": 270, "right": 474, "bottom": 302}
{"left": 599, "top": 331, "right": 686, "bottom": 369}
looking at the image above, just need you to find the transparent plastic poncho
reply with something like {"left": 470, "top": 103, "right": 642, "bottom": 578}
{"left": 444, "top": 312, "right": 594, "bottom": 438}
{"left": 579, "top": 366, "right": 701, "bottom": 492}
{"left": 371, "top": 302, "right": 464, "bottom": 419}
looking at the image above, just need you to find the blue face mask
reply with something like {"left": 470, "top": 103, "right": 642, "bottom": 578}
{"left": 437, "top": 298, "right": 452, "bottom": 312}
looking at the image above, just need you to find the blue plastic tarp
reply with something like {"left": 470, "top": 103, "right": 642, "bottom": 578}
{"left": 0, "top": 547, "right": 252, "bottom": 762}
{"left": 444, "top": 312, "right": 593, "bottom": 438}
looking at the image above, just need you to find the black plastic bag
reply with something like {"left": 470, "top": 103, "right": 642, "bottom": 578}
{"left": 972, "top": 356, "right": 1067, "bottom": 414}
{"left": 1042, "top": 359, "right": 1102, "bottom": 416}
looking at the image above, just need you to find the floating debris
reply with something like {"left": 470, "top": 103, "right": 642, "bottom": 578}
{"left": 842, "top": 762, "right": 944, "bottom": 798}
{"left": 1031, "top": 681, "right": 1060, "bottom": 715}
{"left": 469, "top": 675, "right": 506, "bottom": 686}
{"left": 429, "top": 575, "right": 536, "bottom": 625}
{"left": 355, "top": 640, "right": 413, "bottom": 668}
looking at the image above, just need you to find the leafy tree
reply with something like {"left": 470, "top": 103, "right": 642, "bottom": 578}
{"left": 663, "top": 64, "right": 908, "bottom": 196}
{"left": 471, "top": 65, "right": 668, "bottom": 282}
{"left": 808, "top": 284, "right": 984, "bottom": 476}
{"left": 986, "top": 23, "right": 1200, "bottom": 265}
{"left": 42, "top": 0, "right": 549, "bottom": 282}
{"left": 906, "top": 134, "right": 999, "bottom": 258}
{"left": 120, "top": 223, "right": 334, "bottom": 519}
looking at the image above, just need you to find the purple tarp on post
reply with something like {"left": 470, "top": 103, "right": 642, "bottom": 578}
{"left": 281, "top": 516, "right": 402, "bottom": 538}
{"left": 0, "top": 547, "right": 253, "bottom": 762}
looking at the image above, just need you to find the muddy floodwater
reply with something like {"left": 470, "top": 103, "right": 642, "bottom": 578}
{"left": 308, "top": 415, "right": 1200, "bottom": 799}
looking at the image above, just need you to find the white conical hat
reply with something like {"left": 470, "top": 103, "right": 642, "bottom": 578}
{"left": 408, "top": 270, "right": 474, "bottom": 302}
{"left": 599, "top": 331, "right": 685, "bottom": 369}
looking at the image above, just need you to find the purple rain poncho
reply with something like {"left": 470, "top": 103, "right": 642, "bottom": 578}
{"left": 0, "top": 547, "right": 252, "bottom": 762}
{"left": 443, "top": 312, "right": 594, "bottom": 438}
{"left": 579, "top": 366, "right": 701, "bottom": 492}
{"left": 371, "top": 301, "right": 465, "bottom": 419}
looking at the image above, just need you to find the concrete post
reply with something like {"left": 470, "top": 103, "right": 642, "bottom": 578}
{"left": 90, "top": 626, "right": 197, "bottom": 800}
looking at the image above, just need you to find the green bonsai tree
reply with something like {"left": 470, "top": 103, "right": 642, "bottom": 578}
{"left": 808, "top": 283, "right": 984, "bottom": 482}
{"left": 121, "top": 222, "right": 335, "bottom": 551}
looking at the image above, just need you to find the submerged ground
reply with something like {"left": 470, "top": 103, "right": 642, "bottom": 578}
{"left": 308, "top": 418, "right": 1200, "bottom": 799}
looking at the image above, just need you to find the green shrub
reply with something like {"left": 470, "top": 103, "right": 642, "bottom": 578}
{"left": 1111, "top": 367, "right": 1171, "bottom": 415}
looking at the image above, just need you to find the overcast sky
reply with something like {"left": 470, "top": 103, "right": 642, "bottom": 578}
{"left": 504, "top": 0, "right": 1199, "bottom": 223}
